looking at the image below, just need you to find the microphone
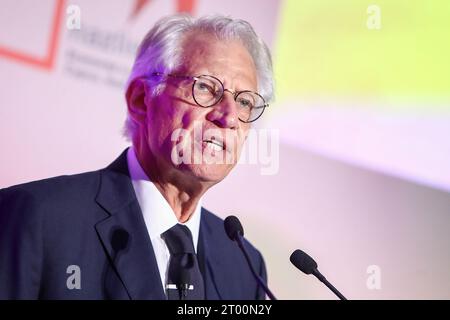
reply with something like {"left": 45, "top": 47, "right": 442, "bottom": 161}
{"left": 105, "top": 228, "right": 131, "bottom": 299}
{"left": 224, "top": 215, "right": 277, "bottom": 300}
{"left": 290, "top": 249, "right": 347, "bottom": 300}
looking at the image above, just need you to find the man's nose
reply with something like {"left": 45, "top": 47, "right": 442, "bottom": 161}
{"left": 205, "top": 92, "right": 238, "bottom": 129}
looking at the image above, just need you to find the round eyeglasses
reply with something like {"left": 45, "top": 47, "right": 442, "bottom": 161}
{"left": 151, "top": 72, "right": 268, "bottom": 123}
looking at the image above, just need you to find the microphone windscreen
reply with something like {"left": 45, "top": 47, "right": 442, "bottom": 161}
{"left": 290, "top": 249, "right": 318, "bottom": 274}
{"left": 111, "top": 228, "right": 130, "bottom": 252}
{"left": 224, "top": 215, "right": 244, "bottom": 241}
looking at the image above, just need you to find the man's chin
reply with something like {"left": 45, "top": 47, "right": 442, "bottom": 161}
{"left": 177, "top": 162, "right": 234, "bottom": 183}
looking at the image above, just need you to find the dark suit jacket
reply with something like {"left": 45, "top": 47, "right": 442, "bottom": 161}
{"left": 0, "top": 150, "right": 267, "bottom": 299}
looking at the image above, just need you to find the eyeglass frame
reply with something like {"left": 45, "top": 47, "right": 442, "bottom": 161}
{"left": 150, "top": 72, "right": 268, "bottom": 123}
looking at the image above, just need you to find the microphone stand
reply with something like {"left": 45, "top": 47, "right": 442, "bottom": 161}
{"left": 235, "top": 233, "right": 277, "bottom": 300}
{"left": 312, "top": 269, "right": 347, "bottom": 300}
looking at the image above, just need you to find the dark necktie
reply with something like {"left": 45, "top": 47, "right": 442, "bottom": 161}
{"left": 161, "top": 224, "right": 205, "bottom": 300}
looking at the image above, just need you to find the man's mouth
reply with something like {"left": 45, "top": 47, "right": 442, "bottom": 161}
{"left": 203, "top": 139, "right": 225, "bottom": 151}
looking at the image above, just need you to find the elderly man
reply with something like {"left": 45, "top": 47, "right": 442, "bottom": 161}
{"left": 0, "top": 14, "right": 273, "bottom": 300}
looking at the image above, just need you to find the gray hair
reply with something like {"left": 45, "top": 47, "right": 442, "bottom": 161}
{"left": 123, "top": 14, "right": 274, "bottom": 141}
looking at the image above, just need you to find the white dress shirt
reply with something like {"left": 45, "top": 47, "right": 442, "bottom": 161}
{"left": 126, "top": 147, "right": 202, "bottom": 291}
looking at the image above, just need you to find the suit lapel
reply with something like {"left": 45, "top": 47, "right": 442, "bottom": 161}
{"left": 198, "top": 211, "right": 234, "bottom": 300}
{"left": 94, "top": 149, "right": 166, "bottom": 300}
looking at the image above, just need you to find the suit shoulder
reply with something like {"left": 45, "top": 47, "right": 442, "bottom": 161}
{"left": 0, "top": 170, "right": 105, "bottom": 241}
{"left": 1, "top": 170, "right": 101, "bottom": 201}
{"left": 0, "top": 171, "right": 102, "bottom": 225}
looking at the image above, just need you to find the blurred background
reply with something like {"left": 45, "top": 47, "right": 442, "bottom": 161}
{"left": 1, "top": 0, "right": 449, "bottom": 299}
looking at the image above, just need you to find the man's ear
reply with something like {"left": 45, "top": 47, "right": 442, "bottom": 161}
{"left": 125, "top": 78, "right": 151, "bottom": 125}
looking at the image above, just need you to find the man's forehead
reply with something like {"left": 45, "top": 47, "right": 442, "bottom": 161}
{"left": 180, "top": 32, "right": 231, "bottom": 58}
{"left": 180, "top": 31, "right": 219, "bottom": 49}
{"left": 177, "top": 32, "right": 257, "bottom": 86}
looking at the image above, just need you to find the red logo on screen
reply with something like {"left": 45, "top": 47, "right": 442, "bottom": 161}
{"left": 0, "top": 0, "right": 65, "bottom": 71}
{"left": 0, "top": 0, "right": 196, "bottom": 71}
{"left": 129, "top": 0, "right": 196, "bottom": 20}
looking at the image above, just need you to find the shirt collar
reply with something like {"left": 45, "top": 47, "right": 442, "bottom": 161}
{"left": 126, "top": 147, "right": 202, "bottom": 250}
